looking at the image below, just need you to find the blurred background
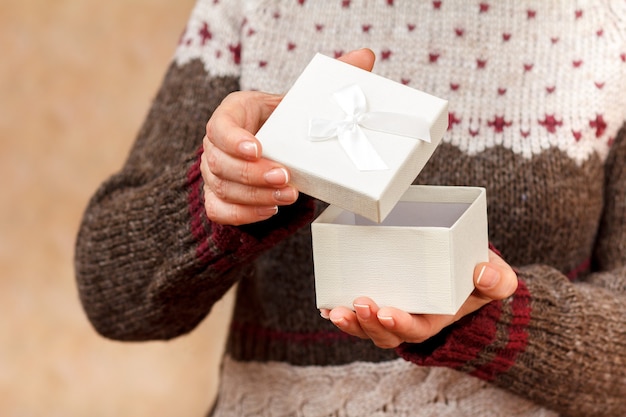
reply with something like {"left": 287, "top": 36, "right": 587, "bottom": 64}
{"left": 0, "top": 0, "right": 235, "bottom": 416}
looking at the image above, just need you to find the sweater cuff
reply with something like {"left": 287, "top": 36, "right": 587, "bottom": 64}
{"left": 396, "top": 277, "right": 532, "bottom": 382}
{"left": 186, "top": 147, "right": 317, "bottom": 271}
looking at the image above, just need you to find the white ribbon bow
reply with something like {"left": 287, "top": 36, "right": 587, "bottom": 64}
{"left": 308, "top": 84, "right": 432, "bottom": 171}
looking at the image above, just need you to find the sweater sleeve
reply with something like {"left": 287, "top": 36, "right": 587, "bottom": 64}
{"left": 396, "top": 123, "right": 626, "bottom": 417}
{"left": 74, "top": 4, "right": 316, "bottom": 342}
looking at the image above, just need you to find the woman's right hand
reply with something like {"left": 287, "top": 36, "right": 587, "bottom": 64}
{"left": 201, "top": 91, "right": 298, "bottom": 225}
{"left": 201, "top": 48, "right": 376, "bottom": 226}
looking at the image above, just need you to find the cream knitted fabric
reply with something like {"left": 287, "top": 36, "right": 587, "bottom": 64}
{"left": 175, "top": 0, "right": 625, "bottom": 163}
{"left": 213, "top": 356, "right": 557, "bottom": 417}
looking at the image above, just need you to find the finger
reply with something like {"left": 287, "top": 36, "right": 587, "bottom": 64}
{"left": 351, "top": 297, "right": 404, "bottom": 349}
{"left": 206, "top": 91, "right": 282, "bottom": 160}
{"left": 206, "top": 173, "right": 298, "bottom": 207}
{"left": 328, "top": 306, "right": 369, "bottom": 339}
{"left": 202, "top": 163, "right": 297, "bottom": 210}
{"left": 474, "top": 250, "right": 518, "bottom": 300}
{"left": 203, "top": 183, "right": 278, "bottom": 226}
{"left": 203, "top": 121, "right": 260, "bottom": 164}
{"left": 376, "top": 307, "right": 453, "bottom": 344}
{"left": 336, "top": 48, "right": 376, "bottom": 72}
{"left": 203, "top": 139, "right": 292, "bottom": 188}
{"left": 453, "top": 250, "right": 519, "bottom": 319}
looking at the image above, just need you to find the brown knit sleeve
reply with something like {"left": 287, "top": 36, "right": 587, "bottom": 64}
{"left": 502, "top": 123, "right": 626, "bottom": 416}
{"left": 73, "top": 60, "right": 234, "bottom": 340}
{"left": 74, "top": 59, "right": 316, "bottom": 341}
{"left": 397, "top": 123, "right": 626, "bottom": 417}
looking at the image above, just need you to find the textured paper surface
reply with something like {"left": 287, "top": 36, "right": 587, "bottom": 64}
{"left": 312, "top": 185, "right": 489, "bottom": 314}
{"left": 256, "top": 53, "right": 448, "bottom": 222}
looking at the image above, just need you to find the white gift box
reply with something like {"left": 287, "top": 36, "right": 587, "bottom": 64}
{"left": 256, "top": 53, "right": 448, "bottom": 223}
{"left": 312, "top": 186, "right": 489, "bottom": 315}
{"left": 256, "top": 53, "right": 488, "bottom": 314}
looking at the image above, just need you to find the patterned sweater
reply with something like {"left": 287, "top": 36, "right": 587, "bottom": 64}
{"left": 75, "top": 1, "right": 626, "bottom": 416}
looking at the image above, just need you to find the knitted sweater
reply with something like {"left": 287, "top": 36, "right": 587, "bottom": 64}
{"left": 75, "top": 1, "right": 626, "bottom": 416}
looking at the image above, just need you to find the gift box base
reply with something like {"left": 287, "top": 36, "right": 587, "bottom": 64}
{"left": 311, "top": 185, "right": 489, "bottom": 315}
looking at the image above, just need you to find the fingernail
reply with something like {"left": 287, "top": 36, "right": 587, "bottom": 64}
{"left": 320, "top": 310, "right": 330, "bottom": 319}
{"left": 264, "top": 168, "right": 289, "bottom": 185}
{"left": 477, "top": 265, "right": 500, "bottom": 289}
{"left": 238, "top": 141, "right": 259, "bottom": 159}
{"left": 353, "top": 303, "right": 371, "bottom": 320}
{"left": 377, "top": 315, "right": 395, "bottom": 328}
{"left": 273, "top": 187, "right": 297, "bottom": 203}
{"left": 257, "top": 206, "right": 278, "bottom": 217}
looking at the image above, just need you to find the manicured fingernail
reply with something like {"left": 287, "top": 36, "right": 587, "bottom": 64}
{"left": 378, "top": 315, "right": 395, "bottom": 328}
{"left": 238, "top": 141, "right": 259, "bottom": 159}
{"left": 320, "top": 310, "right": 330, "bottom": 319}
{"left": 353, "top": 303, "right": 371, "bottom": 320}
{"left": 257, "top": 206, "right": 278, "bottom": 217}
{"left": 477, "top": 265, "right": 500, "bottom": 289}
{"left": 274, "top": 187, "right": 297, "bottom": 203}
{"left": 264, "top": 168, "right": 289, "bottom": 185}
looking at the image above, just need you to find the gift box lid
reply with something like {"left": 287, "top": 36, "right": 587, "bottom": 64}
{"left": 256, "top": 53, "right": 448, "bottom": 222}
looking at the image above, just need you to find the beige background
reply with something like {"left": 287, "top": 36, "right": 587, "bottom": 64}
{"left": 0, "top": 0, "right": 235, "bottom": 416}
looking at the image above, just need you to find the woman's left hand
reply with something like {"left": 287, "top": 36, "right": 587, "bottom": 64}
{"left": 320, "top": 249, "right": 517, "bottom": 349}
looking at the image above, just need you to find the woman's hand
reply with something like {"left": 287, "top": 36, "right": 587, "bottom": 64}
{"left": 320, "top": 249, "right": 518, "bottom": 349}
{"left": 201, "top": 91, "right": 293, "bottom": 225}
{"left": 201, "top": 49, "right": 376, "bottom": 226}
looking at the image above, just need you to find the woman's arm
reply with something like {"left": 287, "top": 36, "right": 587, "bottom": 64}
{"left": 74, "top": 57, "right": 319, "bottom": 341}
{"left": 74, "top": 46, "right": 377, "bottom": 342}
{"left": 395, "top": 124, "right": 626, "bottom": 417}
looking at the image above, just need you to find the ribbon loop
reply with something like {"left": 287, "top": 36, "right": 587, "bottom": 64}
{"left": 333, "top": 83, "right": 367, "bottom": 117}
{"left": 308, "top": 84, "right": 431, "bottom": 171}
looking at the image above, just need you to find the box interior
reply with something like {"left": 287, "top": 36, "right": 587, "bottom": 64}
{"left": 331, "top": 201, "right": 471, "bottom": 228}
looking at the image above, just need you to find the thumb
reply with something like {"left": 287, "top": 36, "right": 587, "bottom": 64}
{"left": 474, "top": 250, "right": 518, "bottom": 300}
{"left": 336, "top": 48, "right": 376, "bottom": 72}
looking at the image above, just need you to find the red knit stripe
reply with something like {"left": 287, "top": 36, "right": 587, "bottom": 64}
{"left": 444, "top": 300, "right": 503, "bottom": 370}
{"left": 471, "top": 279, "right": 531, "bottom": 381}
{"left": 186, "top": 146, "right": 213, "bottom": 262}
{"left": 186, "top": 154, "right": 236, "bottom": 272}
{"left": 394, "top": 299, "right": 503, "bottom": 370}
{"left": 566, "top": 257, "right": 591, "bottom": 281}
